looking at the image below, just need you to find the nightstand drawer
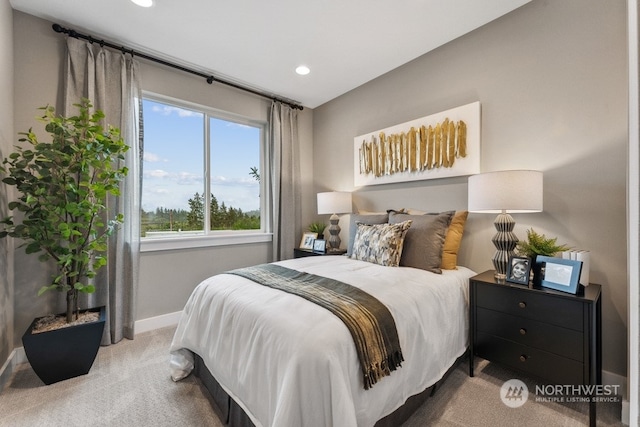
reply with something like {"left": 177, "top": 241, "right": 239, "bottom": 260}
{"left": 475, "top": 282, "right": 583, "bottom": 331}
{"left": 476, "top": 332, "right": 584, "bottom": 385}
{"left": 476, "top": 307, "right": 584, "bottom": 361}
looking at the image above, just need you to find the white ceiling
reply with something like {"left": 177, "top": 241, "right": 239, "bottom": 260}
{"left": 10, "top": 0, "right": 530, "bottom": 108}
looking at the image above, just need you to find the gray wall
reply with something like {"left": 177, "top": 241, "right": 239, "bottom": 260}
{"left": 312, "top": 0, "right": 628, "bottom": 376}
{"left": 9, "top": 11, "right": 316, "bottom": 340}
{"left": 0, "top": 0, "right": 15, "bottom": 372}
{"left": 6, "top": 1, "right": 629, "bottom": 380}
{"left": 11, "top": 11, "right": 68, "bottom": 349}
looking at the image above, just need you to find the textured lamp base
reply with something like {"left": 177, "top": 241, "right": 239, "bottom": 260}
{"left": 492, "top": 212, "right": 518, "bottom": 281}
{"left": 327, "top": 213, "right": 341, "bottom": 250}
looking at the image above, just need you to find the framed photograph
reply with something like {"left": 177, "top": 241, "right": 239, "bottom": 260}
{"left": 506, "top": 256, "right": 531, "bottom": 285}
{"left": 299, "top": 232, "right": 317, "bottom": 250}
{"left": 536, "top": 256, "right": 583, "bottom": 294}
{"left": 313, "top": 239, "right": 326, "bottom": 254}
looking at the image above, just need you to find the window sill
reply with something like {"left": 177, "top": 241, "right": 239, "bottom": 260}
{"left": 140, "top": 232, "right": 272, "bottom": 252}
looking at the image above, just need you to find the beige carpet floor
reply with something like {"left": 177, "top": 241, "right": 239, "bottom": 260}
{"left": 0, "top": 326, "right": 625, "bottom": 426}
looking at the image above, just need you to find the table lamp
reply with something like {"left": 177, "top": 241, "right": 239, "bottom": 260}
{"left": 317, "top": 191, "right": 352, "bottom": 252}
{"left": 468, "top": 170, "right": 543, "bottom": 280}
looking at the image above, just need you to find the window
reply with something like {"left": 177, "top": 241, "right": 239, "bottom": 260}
{"left": 141, "top": 95, "right": 266, "bottom": 246}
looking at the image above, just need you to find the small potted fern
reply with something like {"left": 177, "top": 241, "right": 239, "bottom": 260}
{"left": 516, "top": 228, "right": 570, "bottom": 285}
{"left": 308, "top": 221, "right": 326, "bottom": 240}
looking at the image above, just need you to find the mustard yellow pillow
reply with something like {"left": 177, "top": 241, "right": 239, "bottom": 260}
{"left": 441, "top": 211, "right": 468, "bottom": 270}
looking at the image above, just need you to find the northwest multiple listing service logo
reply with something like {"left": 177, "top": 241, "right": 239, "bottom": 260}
{"left": 500, "top": 379, "right": 621, "bottom": 407}
{"left": 500, "top": 379, "right": 529, "bottom": 408}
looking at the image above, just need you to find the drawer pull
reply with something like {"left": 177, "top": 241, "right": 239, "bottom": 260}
{"left": 518, "top": 301, "right": 526, "bottom": 309}
{"left": 519, "top": 355, "right": 528, "bottom": 362}
{"left": 519, "top": 328, "right": 527, "bottom": 335}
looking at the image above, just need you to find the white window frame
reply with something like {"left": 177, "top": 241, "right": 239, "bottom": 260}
{"left": 140, "top": 92, "right": 272, "bottom": 252}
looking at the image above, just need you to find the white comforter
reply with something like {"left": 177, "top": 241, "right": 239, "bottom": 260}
{"left": 170, "top": 256, "right": 475, "bottom": 427}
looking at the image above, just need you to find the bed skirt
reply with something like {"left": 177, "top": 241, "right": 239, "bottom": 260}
{"left": 193, "top": 351, "right": 466, "bottom": 427}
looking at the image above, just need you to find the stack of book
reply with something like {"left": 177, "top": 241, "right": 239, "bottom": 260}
{"left": 562, "top": 250, "right": 590, "bottom": 286}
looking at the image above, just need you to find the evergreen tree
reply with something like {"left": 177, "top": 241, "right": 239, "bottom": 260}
{"left": 249, "top": 166, "right": 260, "bottom": 182}
{"left": 186, "top": 192, "right": 204, "bottom": 229}
{"left": 143, "top": 190, "right": 261, "bottom": 236}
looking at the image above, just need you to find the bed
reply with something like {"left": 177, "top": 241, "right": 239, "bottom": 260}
{"left": 170, "top": 210, "right": 474, "bottom": 426}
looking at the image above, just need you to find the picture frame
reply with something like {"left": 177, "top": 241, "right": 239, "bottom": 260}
{"left": 506, "top": 256, "right": 531, "bottom": 285}
{"left": 312, "top": 239, "right": 326, "bottom": 254}
{"left": 353, "top": 101, "right": 480, "bottom": 187}
{"left": 299, "top": 232, "right": 317, "bottom": 250}
{"left": 536, "top": 255, "right": 583, "bottom": 294}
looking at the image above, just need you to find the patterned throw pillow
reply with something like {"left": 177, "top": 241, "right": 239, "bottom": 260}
{"left": 346, "top": 213, "right": 389, "bottom": 256}
{"left": 350, "top": 220, "right": 413, "bottom": 267}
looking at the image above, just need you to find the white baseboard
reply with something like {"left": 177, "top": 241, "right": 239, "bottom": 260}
{"left": 134, "top": 311, "right": 182, "bottom": 335}
{"left": 0, "top": 312, "right": 181, "bottom": 392}
{"left": 622, "top": 399, "right": 630, "bottom": 426}
{"left": 600, "top": 370, "right": 628, "bottom": 425}
{"left": 0, "top": 347, "right": 26, "bottom": 394}
{"left": 603, "top": 369, "right": 628, "bottom": 399}
{"left": 14, "top": 347, "right": 26, "bottom": 365}
{"left": 0, "top": 350, "right": 16, "bottom": 393}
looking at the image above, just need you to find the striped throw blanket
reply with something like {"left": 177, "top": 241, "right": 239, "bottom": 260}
{"left": 227, "top": 263, "right": 404, "bottom": 390}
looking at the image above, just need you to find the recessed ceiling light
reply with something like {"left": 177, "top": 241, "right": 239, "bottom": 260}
{"left": 295, "top": 65, "right": 310, "bottom": 76}
{"left": 131, "top": 0, "right": 153, "bottom": 7}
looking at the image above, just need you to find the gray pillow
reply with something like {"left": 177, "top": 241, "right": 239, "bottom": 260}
{"left": 388, "top": 211, "right": 454, "bottom": 274}
{"left": 346, "top": 213, "right": 389, "bottom": 256}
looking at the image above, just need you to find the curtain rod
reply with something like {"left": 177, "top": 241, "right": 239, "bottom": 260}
{"left": 52, "top": 24, "right": 304, "bottom": 111}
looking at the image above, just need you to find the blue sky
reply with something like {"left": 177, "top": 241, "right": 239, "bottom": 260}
{"left": 141, "top": 99, "right": 261, "bottom": 213}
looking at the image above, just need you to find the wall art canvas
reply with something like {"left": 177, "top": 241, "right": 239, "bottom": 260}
{"left": 353, "top": 101, "right": 480, "bottom": 187}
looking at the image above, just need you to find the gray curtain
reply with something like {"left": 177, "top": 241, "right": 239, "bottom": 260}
{"left": 268, "top": 102, "right": 301, "bottom": 261}
{"left": 63, "top": 37, "right": 142, "bottom": 344}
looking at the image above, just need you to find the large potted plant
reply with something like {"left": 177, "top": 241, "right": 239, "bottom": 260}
{"left": 0, "top": 99, "right": 129, "bottom": 384}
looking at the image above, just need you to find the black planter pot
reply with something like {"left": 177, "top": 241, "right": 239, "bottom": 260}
{"left": 22, "top": 306, "right": 106, "bottom": 385}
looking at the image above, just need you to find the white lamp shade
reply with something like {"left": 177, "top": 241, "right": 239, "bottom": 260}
{"left": 317, "top": 191, "right": 352, "bottom": 215}
{"left": 468, "top": 170, "right": 543, "bottom": 213}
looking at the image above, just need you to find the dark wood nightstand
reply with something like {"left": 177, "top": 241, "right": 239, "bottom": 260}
{"left": 469, "top": 270, "right": 602, "bottom": 427}
{"left": 293, "top": 248, "right": 347, "bottom": 258}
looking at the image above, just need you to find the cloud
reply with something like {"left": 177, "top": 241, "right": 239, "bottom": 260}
{"left": 176, "top": 172, "right": 202, "bottom": 185}
{"left": 151, "top": 105, "right": 201, "bottom": 118}
{"left": 211, "top": 175, "right": 258, "bottom": 187}
{"left": 150, "top": 188, "right": 169, "bottom": 194}
{"left": 144, "top": 151, "right": 167, "bottom": 163}
{"left": 144, "top": 169, "right": 203, "bottom": 184}
{"left": 145, "top": 169, "right": 171, "bottom": 178}
{"left": 211, "top": 175, "right": 228, "bottom": 183}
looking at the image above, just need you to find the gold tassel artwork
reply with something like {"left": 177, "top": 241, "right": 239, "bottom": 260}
{"left": 358, "top": 119, "right": 468, "bottom": 177}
